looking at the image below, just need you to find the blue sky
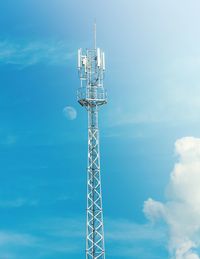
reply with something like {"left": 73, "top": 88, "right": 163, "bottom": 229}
{"left": 1, "top": 0, "right": 200, "bottom": 258}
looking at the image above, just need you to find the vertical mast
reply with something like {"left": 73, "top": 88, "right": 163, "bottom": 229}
{"left": 94, "top": 22, "right": 97, "bottom": 50}
{"left": 77, "top": 25, "right": 107, "bottom": 259}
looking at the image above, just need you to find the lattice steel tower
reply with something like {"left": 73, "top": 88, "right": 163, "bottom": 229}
{"left": 77, "top": 24, "right": 107, "bottom": 259}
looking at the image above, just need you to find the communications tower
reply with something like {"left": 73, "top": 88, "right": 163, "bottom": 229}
{"left": 77, "top": 24, "right": 107, "bottom": 259}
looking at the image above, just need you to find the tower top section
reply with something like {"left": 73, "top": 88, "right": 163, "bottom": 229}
{"left": 77, "top": 24, "right": 107, "bottom": 107}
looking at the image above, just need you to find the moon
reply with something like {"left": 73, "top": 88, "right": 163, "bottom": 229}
{"left": 63, "top": 106, "right": 77, "bottom": 120}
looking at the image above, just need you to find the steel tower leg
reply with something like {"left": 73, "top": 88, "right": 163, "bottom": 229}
{"left": 86, "top": 106, "right": 105, "bottom": 259}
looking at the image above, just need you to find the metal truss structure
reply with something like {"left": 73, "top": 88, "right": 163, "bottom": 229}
{"left": 77, "top": 24, "right": 107, "bottom": 259}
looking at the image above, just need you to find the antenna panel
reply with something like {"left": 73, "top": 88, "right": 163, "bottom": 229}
{"left": 97, "top": 48, "right": 101, "bottom": 67}
{"left": 78, "top": 48, "right": 82, "bottom": 69}
{"left": 102, "top": 52, "right": 105, "bottom": 70}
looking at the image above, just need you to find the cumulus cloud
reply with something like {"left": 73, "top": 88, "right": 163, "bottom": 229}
{"left": 63, "top": 106, "right": 77, "bottom": 120}
{"left": 144, "top": 137, "right": 200, "bottom": 259}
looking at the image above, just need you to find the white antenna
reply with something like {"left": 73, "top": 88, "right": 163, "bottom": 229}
{"left": 97, "top": 48, "right": 101, "bottom": 67}
{"left": 78, "top": 48, "right": 82, "bottom": 69}
{"left": 102, "top": 52, "right": 105, "bottom": 70}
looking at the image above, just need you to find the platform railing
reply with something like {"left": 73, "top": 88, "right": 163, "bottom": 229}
{"left": 77, "top": 87, "right": 107, "bottom": 106}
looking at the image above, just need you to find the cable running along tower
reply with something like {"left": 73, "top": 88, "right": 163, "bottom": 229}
{"left": 77, "top": 24, "right": 107, "bottom": 259}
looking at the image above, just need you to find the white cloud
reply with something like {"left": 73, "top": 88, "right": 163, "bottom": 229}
{"left": 0, "top": 231, "right": 36, "bottom": 247}
{"left": 4, "top": 135, "right": 18, "bottom": 146}
{"left": 106, "top": 218, "right": 165, "bottom": 242}
{"left": 0, "top": 231, "right": 37, "bottom": 259}
{"left": 40, "top": 217, "right": 166, "bottom": 258}
{"left": 0, "top": 40, "right": 75, "bottom": 68}
{"left": 143, "top": 198, "right": 165, "bottom": 223}
{"left": 144, "top": 137, "right": 200, "bottom": 259}
{"left": 0, "top": 218, "right": 82, "bottom": 258}
{"left": 0, "top": 198, "right": 38, "bottom": 208}
{"left": 105, "top": 218, "right": 166, "bottom": 258}
{"left": 0, "top": 216, "right": 166, "bottom": 258}
{"left": 0, "top": 134, "right": 18, "bottom": 146}
{"left": 63, "top": 106, "right": 77, "bottom": 120}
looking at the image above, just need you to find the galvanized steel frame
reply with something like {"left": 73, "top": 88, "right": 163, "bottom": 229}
{"left": 77, "top": 39, "right": 106, "bottom": 259}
